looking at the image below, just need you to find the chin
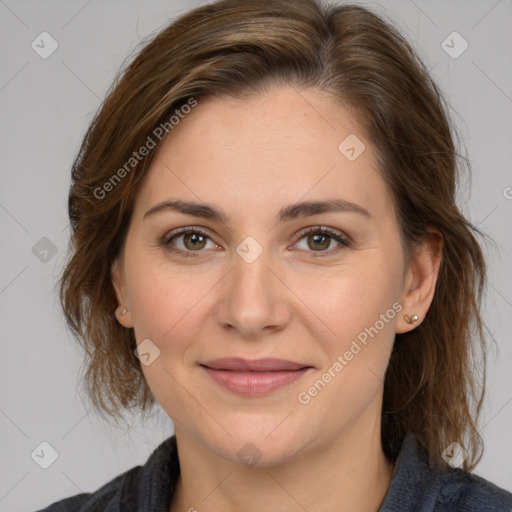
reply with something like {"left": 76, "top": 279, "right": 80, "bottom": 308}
{"left": 196, "top": 413, "right": 315, "bottom": 468}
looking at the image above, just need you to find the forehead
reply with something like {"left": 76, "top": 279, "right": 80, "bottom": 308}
{"left": 132, "top": 85, "right": 393, "bottom": 225}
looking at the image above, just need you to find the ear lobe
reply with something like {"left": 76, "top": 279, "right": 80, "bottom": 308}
{"left": 396, "top": 230, "right": 443, "bottom": 334}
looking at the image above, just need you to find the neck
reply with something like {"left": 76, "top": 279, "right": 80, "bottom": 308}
{"left": 170, "top": 415, "right": 395, "bottom": 512}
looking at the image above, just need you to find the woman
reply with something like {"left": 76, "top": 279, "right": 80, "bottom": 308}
{"left": 37, "top": 0, "right": 512, "bottom": 510}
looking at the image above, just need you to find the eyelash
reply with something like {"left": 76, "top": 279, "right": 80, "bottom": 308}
{"left": 160, "top": 226, "right": 351, "bottom": 259}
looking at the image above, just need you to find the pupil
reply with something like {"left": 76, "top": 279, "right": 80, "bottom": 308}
{"left": 186, "top": 232, "right": 205, "bottom": 249}
{"left": 310, "top": 234, "right": 329, "bottom": 250}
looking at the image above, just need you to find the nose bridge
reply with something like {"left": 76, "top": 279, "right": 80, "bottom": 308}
{"left": 233, "top": 243, "right": 272, "bottom": 299}
{"left": 215, "top": 236, "right": 289, "bottom": 336}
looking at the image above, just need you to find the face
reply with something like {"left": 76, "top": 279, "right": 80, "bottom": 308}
{"left": 112, "top": 84, "right": 421, "bottom": 466}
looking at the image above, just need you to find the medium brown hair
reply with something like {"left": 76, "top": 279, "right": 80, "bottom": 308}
{"left": 57, "top": 0, "right": 494, "bottom": 470}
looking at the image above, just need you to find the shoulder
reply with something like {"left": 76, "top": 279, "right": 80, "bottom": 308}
{"left": 34, "top": 464, "right": 142, "bottom": 511}
{"left": 34, "top": 435, "right": 179, "bottom": 512}
{"left": 379, "top": 432, "right": 512, "bottom": 512}
{"left": 434, "top": 466, "right": 512, "bottom": 511}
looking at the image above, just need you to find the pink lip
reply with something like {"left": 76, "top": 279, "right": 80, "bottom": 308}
{"left": 200, "top": 358, "right": 313, "bottom": 396}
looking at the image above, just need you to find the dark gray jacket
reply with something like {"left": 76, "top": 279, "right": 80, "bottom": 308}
{"left": 35, "top": 432, "right": 512, "bottom": 511}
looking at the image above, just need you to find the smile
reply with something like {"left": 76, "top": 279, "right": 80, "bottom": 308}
{"left": 200, "top": 358, "right": 314, "bottom": 396}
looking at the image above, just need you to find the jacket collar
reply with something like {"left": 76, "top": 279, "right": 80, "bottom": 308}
{"left": 378, "top": 432, "right": 442, "bottom": 511}
{"left": 114, "top": 431, "right": 439, "bottom": 511}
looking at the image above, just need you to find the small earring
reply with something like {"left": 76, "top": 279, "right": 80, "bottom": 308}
{"left": 121, "top": 309, "right": 127, "bottom": 316}
{"left": 404, "top": 314, "right": 419, "bottom": 324}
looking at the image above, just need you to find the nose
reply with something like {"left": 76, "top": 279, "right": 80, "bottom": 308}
{"left": 213, "top": 246, "right": 291, "bottom": 339}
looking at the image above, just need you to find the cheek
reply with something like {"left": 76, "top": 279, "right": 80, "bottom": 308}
{"left": 292, "top": 265, "right": 400, "bottom": 428}
{"left": 126, "top": 257, "right": 221, "bottom": 358}
{"left": 291, "top": 255, "right": 402, "bottom": 344}
{"left": 290, "top": 258, "right": 402, "bottom": 420}
{"left": 127, "top": 267, "right": 208, "bottom": 418}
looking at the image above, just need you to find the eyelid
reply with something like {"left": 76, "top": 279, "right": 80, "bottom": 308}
{"left": 162, "top": 225, "right": 218, "bottom": 244}
{"left": 292, "top": 225, "right": 351, "bottom": 244}
{"left": 161, "top": 226, "right": 221, "bottom": 257}
{"left": 161, "top": 224, "right": 351, "bottom": 257}
{"left": 289, "top": 226, "right": 351, "bottom": 256}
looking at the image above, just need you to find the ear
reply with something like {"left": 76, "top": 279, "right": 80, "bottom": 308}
{"left": 396, "top": 228, "right": 443, "bottom": 334}
{"left": 111, "top": 256, "right": 133, "bottom": 328}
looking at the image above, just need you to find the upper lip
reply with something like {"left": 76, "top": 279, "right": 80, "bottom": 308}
{"left": 201, "top": 358, "right": 311, "bottom": 372}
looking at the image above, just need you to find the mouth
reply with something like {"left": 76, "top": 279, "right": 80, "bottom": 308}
{"left": 199, "top": 357, "right": 314, "bottom": 396}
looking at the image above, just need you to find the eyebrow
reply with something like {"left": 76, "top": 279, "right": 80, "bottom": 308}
{"left": 143, "top": 198, "right": 372, "bottom": 224}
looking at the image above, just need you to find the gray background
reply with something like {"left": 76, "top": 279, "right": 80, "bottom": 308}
{"left": 1, "top": 0, "right": 511, "bottom": 510}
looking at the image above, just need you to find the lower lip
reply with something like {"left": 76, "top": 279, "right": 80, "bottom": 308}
{"left": 201, "top": 366, "right": 311, "bottom": 396}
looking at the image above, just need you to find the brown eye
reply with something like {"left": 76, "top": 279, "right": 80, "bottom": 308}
{"left": 162, "top": 229, "right": 217, "bottom": 257}
{"left": 306, "top": 233, "right": 331, "bottom": 251}
{"left": 294, "top": 227, "right": 350, "bottom": 254}
{"left": 181, "top": 231, "right": 207, "bottom": 251}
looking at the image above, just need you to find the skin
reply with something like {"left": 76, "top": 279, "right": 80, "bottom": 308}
{"left": 111, "top": 84, "right": 442, "bottom": 512}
